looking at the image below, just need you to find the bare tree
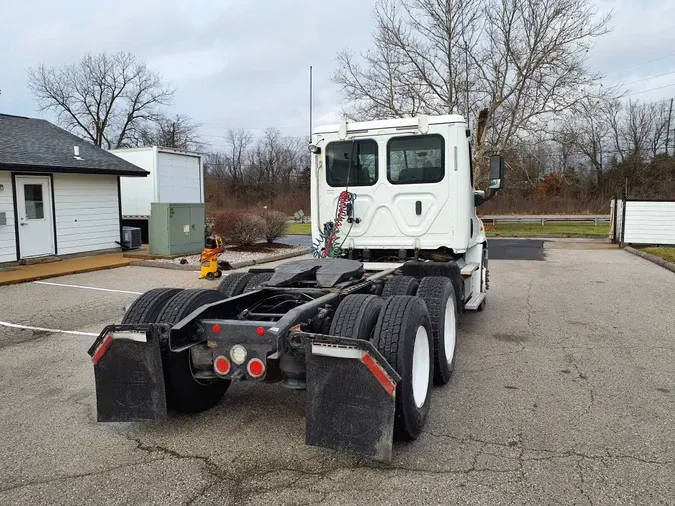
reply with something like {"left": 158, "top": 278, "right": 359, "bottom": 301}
{"left": 139, "top": 114, "right": 203, "bottom": 151}
{"left": 28, "top": 52, "right": 174, "bottom": 149}
{"left": 334, "top": 0, "right": 612, "bottom": 180}
{"left": 604, "top": 98, "right": 625, "bottom": 162}
{"left": 604, "top": 100, "right": 662, "bottom": 162}
{"left": 648, "top": 101, "right": 669, "bottom": 158}
{"left": 555, "top": 96, "right": 611, "bottom": 193}
{"left": 334, "top": 0, "right": 482, "bottom": 120}
{"left": 204, "top": 152, "right": 229, "bottom": 180}
{"left": 225, "top": 129, "right": 254, "bottom": 185}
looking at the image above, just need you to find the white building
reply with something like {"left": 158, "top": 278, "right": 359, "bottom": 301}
{"left": 0, "top": 113, "right": 148, "bottom": 263}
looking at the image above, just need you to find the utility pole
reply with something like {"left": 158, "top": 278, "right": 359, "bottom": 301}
{"left": 309, "top": 66, "right": 313, "bottom": 142}
{"left": 666, "top": 98, "right": 673, "bottom": 156}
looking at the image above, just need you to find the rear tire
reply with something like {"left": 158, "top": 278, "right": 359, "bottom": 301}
{"left": 244, "top": 272, "right": 274, "bottom": 292}
{"left": 381, "top": 276, "right": 419, "bottom": 298}
{"left": 371, "top": 296, "right": 433, "bottom": 440}
{"left": 329, "top": 294, "right": 383, "bottom": 339}
{"left": 122, "top": 288, "right": 184, "bottom": 324}
{"left": 416, "top": 277, "right": 458, "bottom": 385}
{"left": 156, "top": 289, "right": 230, "bottom": 413}
{"left": 217, "top": 272, "right": 255, "bottom": 298}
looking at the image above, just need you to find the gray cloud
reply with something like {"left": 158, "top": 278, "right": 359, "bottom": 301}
{"left": 2, "top": 0, "right": 675, "bottom": 150}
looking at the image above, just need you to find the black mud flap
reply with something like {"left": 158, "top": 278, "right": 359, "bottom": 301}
{"left": 303, "top": 333, "right": 401, "bottom": 463}
{"left": 87, "top": 324, "right": 169, "bottom": 422}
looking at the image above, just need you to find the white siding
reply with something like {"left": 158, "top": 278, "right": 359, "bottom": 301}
{"left": 0, "top": 172, "right": 17, "bottom": 262}
{"left": 157, "top": 151, "right": 203, "bottom": 204}
{"left": 111, "top": 148, "right": 156, "bottom": 217}
{"left": 624, "top": 201, "right": 675, "bottom": 245}
{"left": 53, "top": 174, "right": 120, "bottom": 255}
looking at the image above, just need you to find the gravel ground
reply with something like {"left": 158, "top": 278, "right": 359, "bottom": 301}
{"left": 0, "top": 241, "right": 674, "bottom": 505}
{"left": 154, "top": 245, "right": 307, "bottom": 266}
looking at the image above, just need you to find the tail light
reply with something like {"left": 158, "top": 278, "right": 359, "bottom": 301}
{"left": 213, "top": 355, "right": 231, "bottom": 376}
{"left": 247, "top": 358, "right": 265, "bottom": 378}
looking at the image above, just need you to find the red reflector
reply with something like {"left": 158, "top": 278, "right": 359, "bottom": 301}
{"left": 361, "top": 353, "right": 396, "bottom": 396}
{"left": 256, "top": 326, "right": 265, "bottom": 336}
{"left": 92, "top": 335, "right": 114, "bottom": 365}
{"left": 214, "top": 355, "right": 230, "bottom": 375}
{"left": 247, "top": 358, "right": 265, "bottom": 378}
{"left": 213, "top": 324, "right": 221, "bottom": 333}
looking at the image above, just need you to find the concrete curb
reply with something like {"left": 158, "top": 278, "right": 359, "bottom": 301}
{"left": 129, "top": 261, "right": 197, "bottom": 271}
{"left": 0, "top": 261, "right": 134, "bottom": 286}
{"left": 130, "top": 248, "right": 310, "bottom": 272}
{"left": 230, "top": 248, "right": 310, "bottom": 269}
{"left": 623, "top": 246, "right": 675, "bottom": 274}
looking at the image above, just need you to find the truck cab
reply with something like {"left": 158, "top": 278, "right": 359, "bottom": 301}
{"left": 310, "top": 115, "right": 485, "bottom": 259}
{"left": 310, "top": 114, "right": 505, "bottom": 311}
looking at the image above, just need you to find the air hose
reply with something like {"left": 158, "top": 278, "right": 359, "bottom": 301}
{"left": 311, "top": 191, "right": 356, "bottom": 258}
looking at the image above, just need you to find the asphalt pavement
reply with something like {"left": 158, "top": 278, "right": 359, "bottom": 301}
{"left": 0, "top": 242, "right": 673, "bottom": 505}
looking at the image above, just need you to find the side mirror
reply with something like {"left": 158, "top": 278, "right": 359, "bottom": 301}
{"left": 488, "top": 155, "right": 505, "bottom": 190}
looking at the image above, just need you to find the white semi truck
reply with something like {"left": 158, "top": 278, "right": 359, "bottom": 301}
{"left": 89, "top": 114, "right": 504, "bottom": 463}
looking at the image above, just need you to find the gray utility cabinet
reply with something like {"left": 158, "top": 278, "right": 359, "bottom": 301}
{"left": 149, "top": 203, "right": 205, "bottom": 256}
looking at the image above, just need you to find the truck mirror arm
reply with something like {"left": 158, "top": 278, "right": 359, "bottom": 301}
{"left": 474, "top": 188, "right": 498, "bottom": 207}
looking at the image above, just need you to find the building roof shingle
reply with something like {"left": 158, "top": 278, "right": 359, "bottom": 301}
{"left": 0, "top": 113, "right": 148, "bottom": 177}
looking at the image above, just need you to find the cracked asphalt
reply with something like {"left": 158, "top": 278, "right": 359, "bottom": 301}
{"left": 0, "top": 241, "right": 673, "bottom": 505}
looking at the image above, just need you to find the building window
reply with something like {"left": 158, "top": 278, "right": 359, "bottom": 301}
{"left": 24, "top": 184, "right": 44, "bottom": 219}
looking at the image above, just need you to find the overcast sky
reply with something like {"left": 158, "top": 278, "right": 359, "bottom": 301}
{"left": 2, "top": 0, "right": 675, "bottom": 150}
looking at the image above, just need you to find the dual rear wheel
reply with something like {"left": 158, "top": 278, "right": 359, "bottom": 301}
{"left": 330, "top": 275, "right": 459, "bottom": 440}
{"left": 122, "top": 271, "right": 276, "bottom": 414}
{"left": 122, "top": 287, "right": 229, "bottom": 413}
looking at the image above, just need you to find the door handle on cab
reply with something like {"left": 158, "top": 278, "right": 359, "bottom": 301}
{"left": 415, "top": 201, "right": 422, "bottom": 215}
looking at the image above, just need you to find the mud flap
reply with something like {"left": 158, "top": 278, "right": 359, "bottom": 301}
{"left": 303, "top": 334, "right": 401, "bottom": 463}
{"left": 88, "top": 324, "right": 169, "bottom": 422}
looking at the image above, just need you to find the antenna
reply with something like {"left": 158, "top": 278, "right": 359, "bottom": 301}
{"left": 309, "top": 65, "right": 313, "bottom": 143}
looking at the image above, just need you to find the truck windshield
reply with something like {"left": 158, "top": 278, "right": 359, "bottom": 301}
{"left": 325, "top": 140, "right": 378, "bottom": 187}
{"left": 387, "top": 135, "right": 445, "bottom": 184}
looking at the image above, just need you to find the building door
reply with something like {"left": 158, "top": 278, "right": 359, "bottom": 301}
{"left": 16, "top": 175, "right": 55, "bottom": 258}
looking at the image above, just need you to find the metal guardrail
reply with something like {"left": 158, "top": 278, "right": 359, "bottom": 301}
{"left": 291, "top": 215, "right": 610, "bottom": 226}
{"left": 480, "top": 215, "right": 609, "bottom": 226}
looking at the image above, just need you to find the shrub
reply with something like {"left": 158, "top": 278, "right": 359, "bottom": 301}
{"left": 212, "top": 210, "right": 265, "bottom": 246}
{"left": 258, "top": 209, "right": 289, "bottom": 244}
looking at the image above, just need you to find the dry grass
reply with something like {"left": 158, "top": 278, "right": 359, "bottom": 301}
{"left": 639, "top": 247, "right": 675, "bottom": 264}
{"left": 286, "top": 221, "right": 610, "bottom": 238}
{"left": 486, "top": 222, "right": 610, "bottom": 237}
{"left": 287, "top": 222, "right": 311, "bottom": 235}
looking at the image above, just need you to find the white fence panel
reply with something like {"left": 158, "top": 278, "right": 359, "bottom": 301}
{"left": 623, "top": 201, "right": 675, "bottom": 245}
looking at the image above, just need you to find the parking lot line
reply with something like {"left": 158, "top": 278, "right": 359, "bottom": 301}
{"left": 33, "top": 280, "right": 142, "bottom": 295}
{"left": 0, "top": 320, "right": 98, "bottom": 337}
